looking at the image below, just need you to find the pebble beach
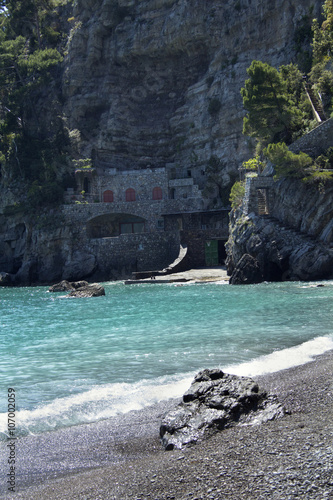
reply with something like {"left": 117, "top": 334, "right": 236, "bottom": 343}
{"left": 3, "top": 348, "right": 333, "bottom": 500}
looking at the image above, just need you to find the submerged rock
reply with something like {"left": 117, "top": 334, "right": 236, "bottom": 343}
{"left": 160, "top": 368, "right": 286, "bottom": 450}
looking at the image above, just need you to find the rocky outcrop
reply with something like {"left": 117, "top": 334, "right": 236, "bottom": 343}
{"left": 0, "top": 0, "right": 325, "bottom": 284}
{"left": 0, "top": 272, "right": 13, "bottom": 286}
{"left": 49, "top": 280, "right": 105, "bottom": 296}
{"left": 0, "top": 209, "right": 98, "bottom": 286}
{"left": 49, "top": 280, "right": 89, "bottom": 292}
{"left": 67, "top": 283, "right": 106, "bottom": 297}
{"left": 229, "top": 253, "right": 262, "bottom": 285}
{"left": 226, "top": 178, "right": 333, "bottom": 283}
{"left": 160, "top": 368, "right": 286, "bottom": 450}
{"left": 64, "top": 0, "right": 321, "bottom": 179}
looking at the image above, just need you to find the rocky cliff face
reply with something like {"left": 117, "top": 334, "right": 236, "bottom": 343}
{"left": 63, "top": 0, "right": 322, "bottom": 180}
{"left": 0, "top": 0, "right": 326, "bottom": 285}
{"left": 226, "top": 179, "right": 333, "bottom": 283}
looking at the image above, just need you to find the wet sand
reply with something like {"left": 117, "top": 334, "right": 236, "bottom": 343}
{"left": 2, "top": 349, "right": 333, "bottom": 500}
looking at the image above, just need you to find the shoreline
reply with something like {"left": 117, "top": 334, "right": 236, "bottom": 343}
{"left": 2, "top": 349, "right": 333, "bottom": 499}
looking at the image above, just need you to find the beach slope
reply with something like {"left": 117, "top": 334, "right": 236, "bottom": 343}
{"left": 4, "top": 350, "right": 333, "bottom": 500}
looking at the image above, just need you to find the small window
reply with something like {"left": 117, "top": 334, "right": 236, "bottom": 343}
{"left": 120, "top": 222, "right": 145, "bottom": 234}
{"left": 103, "top": 190, "right": 114, "bottom": 202}
{"left": 152, "top": 187, "right": 162, "bottom": 200}
{"left": 83, "top": 177, "right": 90, "bottom": 193}
{"left": 126, "top": 188, "right": 136, "bottom": 202}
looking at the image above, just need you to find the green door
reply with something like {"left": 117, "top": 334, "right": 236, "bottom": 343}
{"left": 205, "top": 240, "right": 219, "bottom": 266}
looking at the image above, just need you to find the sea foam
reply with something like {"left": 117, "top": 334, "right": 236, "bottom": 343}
{"left": 1, "top": 335, "right": 332, "bottom": 440}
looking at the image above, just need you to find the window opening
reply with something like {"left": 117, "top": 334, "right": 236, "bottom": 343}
{"left": 152, "top": 187, "right": 163, "bottom": 200}
{"left": 126, "top": 188, "right": 136, "bottom": 202}
{"left": 103, "top": 190, "right": 114, "bottom": 202}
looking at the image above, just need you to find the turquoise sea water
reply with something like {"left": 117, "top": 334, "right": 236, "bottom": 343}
{"left": 1, "top": 280, "right": 333, "bottom": 439}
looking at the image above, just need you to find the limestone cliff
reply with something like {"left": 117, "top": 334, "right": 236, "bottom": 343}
{"left": 64, "top": 0, "right": 322, "bottom": 182}
{"left": 0, "top": 0, "right": 326, "bottom": 285}
{"left": 226, "top": 178, "right": 333, "bottom": 283}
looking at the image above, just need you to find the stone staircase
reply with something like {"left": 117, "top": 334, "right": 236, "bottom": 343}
{"left": 257, "top": 189, "right": 268, "bottom": 215}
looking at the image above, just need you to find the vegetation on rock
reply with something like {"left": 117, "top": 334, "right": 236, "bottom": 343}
{"left": 238, "top": 0, "right": 333, "bottom": 192}
{"left": 241, "top": 61, "right": 308, "bottom": 146}
{"left": 229, "top": 180, "right": 245, "bottom": 209}
{"left": 0, "top": 0, "right": 73, "bottom": 208}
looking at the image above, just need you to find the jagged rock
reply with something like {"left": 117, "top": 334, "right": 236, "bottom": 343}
{"left": 229, "top": 254, "right": 263, "bottom": 285}
{"left": 0, "top": 272, "right": 13, "bottom": 286}
{"left": 49, "top": 280, "right": 89, "bottom": 292}
{"left": 0, "top": 1, "right": 325, "bottom": 285}
{"left": 226, "top": 180, "right": 333, "bottom": 283}
{"left": 67, "top": 283, "right": 105, "bottom": 298}
{"left": 160, "top": 369, "right": 286, "bottom": 450}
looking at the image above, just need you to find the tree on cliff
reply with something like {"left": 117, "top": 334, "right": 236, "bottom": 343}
{"left": 312, "top": 0, "right": 333, "bottom": 63}
{"left": 0, "top": 0, "right": 72, "bottom": 205}
{"left": 241, "top": 61, "right": 306, "bottom": 147}
{"left": 202, "top": 155, "right": 235, "bottom": 207}
{"left": 310, "top": 0, "right": 333, "bottom": 114}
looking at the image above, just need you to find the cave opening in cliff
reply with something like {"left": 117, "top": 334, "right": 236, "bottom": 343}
{"left": 266, "top": 258, "right": 290, "bottom": 282}
{"left": 266, "top": 262, "right": 283, "bottom": 281}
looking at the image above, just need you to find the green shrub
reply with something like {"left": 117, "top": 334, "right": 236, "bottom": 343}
{"left": 302, "top": 170, "right": 333, "bottom": 183}
{"left": 229, "top": 181, "right": 245, "bottom": 208}
{"left": 27, "top": 181, "right": 64, "bottom": 209}
{"left": 263, "top": 142, "right": 313, "bottom": 179}
{"left": 241, "top": 155, "right": 265, "bottom": 172}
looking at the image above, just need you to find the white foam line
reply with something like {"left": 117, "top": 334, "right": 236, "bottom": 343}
{"left": 223, "top": 335, "right": 333, "bottom": 377}
{"left": 1, "top": 336, "right": 332, "bottom": 438}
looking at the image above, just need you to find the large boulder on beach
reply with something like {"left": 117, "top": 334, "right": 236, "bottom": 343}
{"left": 67, "top": 283, "right": 105, "bottom": 298}
{"left": 160, "top": 368, "right": 286, "bottom": 450}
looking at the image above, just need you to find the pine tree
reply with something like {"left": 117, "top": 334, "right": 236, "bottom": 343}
{"left": 312, "top": 0, "right": 333, "bottom": 63}
{"left": 241, "top": 61, "right": 305, "bottom": 146}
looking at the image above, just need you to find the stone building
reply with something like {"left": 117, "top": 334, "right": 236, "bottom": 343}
{"left": 62, "top": 161, "right": 229, "bottom": 279}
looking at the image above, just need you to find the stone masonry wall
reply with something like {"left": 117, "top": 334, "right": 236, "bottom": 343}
{"left": 289, "top": 118, "right": 333, "bottom": 157}
{"left": 243, "top": 176, "right": 275, "bottom": 215}
{"left": 90, "top": 230, "right": 181, "bottom": 280}
{"left": 74, "top": 167, "right": 203, "bottom": 207}
{"left": 62, "top": 198, "right": 204, "bottom": 232}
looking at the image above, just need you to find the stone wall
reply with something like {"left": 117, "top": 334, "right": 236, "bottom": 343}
{"left": 289, "top": 118, "right": 333, "bottom": 157}
{"left": 62, "top": 197, "right": 205, "bottom": 233}
{"left": 76, "top": 167, "right": 169, "bottom": 202}
{"left": 90, "top": 230, "right": 181, "bottom": 280}
{"left": 243, "top": 176, "right": 275, "bottom": 216}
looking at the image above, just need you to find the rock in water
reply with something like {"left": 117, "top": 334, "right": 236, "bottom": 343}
{"left": 229, "top": 254, "right": 263, "bottom": 285}
{"left": 0, "top": 272, "right": 13, "bottom": 286}
{"left": 67, "top": 283, "right": 105, "bottom": 298}
{"left": 49, "top": 280, "right": 89, "bottom": 292}
{"left": 160, "top": 369, "right": 286, "bottom": 450}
